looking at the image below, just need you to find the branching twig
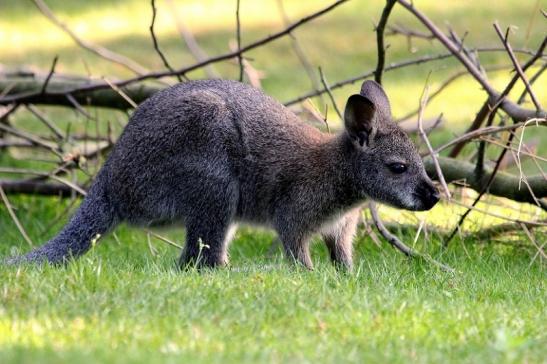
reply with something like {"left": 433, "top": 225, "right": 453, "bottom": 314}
{"left": 40, "top": 56, "right": 58, "bottom": 95}
{"left": 395, "top": 0, "right": 546, "bottom": 123}
{"left": 26, "top": 104, "right": 64, "bottom": 140}
{"left": 165, "top": 0, "right": 220, "bottom": 79}
{"left": 369, "top": 202, "right": 455, "bottom": 273}
{"left": 417, "top": 79, "right": 451, "bottom": 200}
{"left": 0, "top": 184, "right": 35, "bottom": 246}
{"left": 276, "top": 0, "right": 326, "bottom": 107}
{"left": 283, "top": 47, "right": 537, "bottom": 107}
{"left": 493, "top": 22, "right": 543, "bottom": 111}
{"left": 374, "top": 0, "right": 397, "bottom": 84}
{"left": 235, "top": 0, "right": 244, "bottom": 82}
{"left": 448, "top": 37, "right": 546, "bottom": 157}
{"left": 145, "top": 229, "right": 183, "bottom": 250}
{"left": 32, "top": 0, "right": 149, "bottom": 75}
{"left": 318, "top": 67, "right": 343, "bottom": 120}
{"left": 149, "top": 0, "right": 183, "bottom": 82}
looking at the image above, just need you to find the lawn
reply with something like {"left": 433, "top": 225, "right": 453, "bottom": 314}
{"left": 1, "top": 0, "right": 546, "bottom": 363}
{"left": 1, "top": 213, "right": 546, "bottom": 364}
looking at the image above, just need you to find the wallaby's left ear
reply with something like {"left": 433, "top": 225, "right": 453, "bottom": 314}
{"left": 344, "top": 94, "right": 376, "bottom": 147}
{"left": 359, "top": 80, "right": 391, "bottom": 120}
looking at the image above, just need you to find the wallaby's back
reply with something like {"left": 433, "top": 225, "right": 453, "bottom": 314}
{"left": 7, "top": 79, "right": 439, "bottom": 269}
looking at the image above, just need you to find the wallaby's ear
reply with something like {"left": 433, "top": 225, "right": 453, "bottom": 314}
{"left": 344, "top": 94, "right": 375, "bottom": 147}
{"left": 359, "top": 80, "right": 391, "bottom": 120}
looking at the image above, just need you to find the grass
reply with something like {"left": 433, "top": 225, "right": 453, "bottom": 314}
{"left": 1, "top": 214, "right": 546, "bottom": 364}
{"left": 1, "top": 0, "right": 546, "bottom": 363}
{"left": 1, "top": 195, "right": 546, "bottom": 363}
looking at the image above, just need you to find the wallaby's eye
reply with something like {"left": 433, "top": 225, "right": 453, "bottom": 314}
{"left": 388, "top": 163, "right": 407, "bottom": 174}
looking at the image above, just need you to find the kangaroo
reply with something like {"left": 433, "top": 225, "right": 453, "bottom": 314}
{"left": 7, "top": 79, "right": 439, "bottom": 270}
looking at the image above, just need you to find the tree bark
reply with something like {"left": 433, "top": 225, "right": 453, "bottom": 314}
{"left": 424, "top": 156, "right": 546, "bottom": 205}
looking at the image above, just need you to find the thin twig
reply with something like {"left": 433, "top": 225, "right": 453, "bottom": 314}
{"left": 149, "top": 0, "right": 183, "bottom": 82}
{"left": 0, "top": 184, "right": 34, "bottom": 246}
{"left": 416, "top": 78, "right": 451, "bottom": 200}
{"left": 493, "top": 22, "right": 543, "bottom": 111}
{"left": 396, "top": 64, "right": 512, "bottom": 122}
{"left": 369, "top": 202, "right": 455, "bottom": 273}
{"left": 144, "top": 229, "right": 183, "bottom": 250}
{"left": 517, "top": 63, "right": 546, "bottom": 105}
{"left": 283, "top": 47, "right": 537, "bottom": 107}
{"left": 32, "top": 0, "right": 149, "bottom": 75}
{"left": 102, "top": 77, "right": 138, "bottom": 108}
{"left": 40, "top": 56, "right": 58, "bottom": 95}
{"left": 434, "top": 118, "right": 547, "bottom": 154}
{"left": 165, "top": 0, "right": 220, "bottom": 79}
{"left": 520, "top": 223, "right": 546, "bottom": 262}
{"left": 276, "top": 0, "right": 326, "bottom": 108}
{"left": 26, "top": 104, "right": 64, "bottom": 140}
{"left": 1, "top": 0, "right": 350, "bottom": 104}
{"left": 235, "top": 0, "right": 244, "bottom": 82}
{"left": 318, "top": 67, "right": 343, "bottom": 120}
{"left": 374, "top": 0, "right": 397, "bottom": 84}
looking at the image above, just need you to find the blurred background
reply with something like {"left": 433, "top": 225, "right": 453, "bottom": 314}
{"left": 1, "top": 0, "right": 546, "bottom": 250}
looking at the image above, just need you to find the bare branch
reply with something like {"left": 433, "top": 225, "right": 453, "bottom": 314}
{"left": 26, "top": 104, "right": 64, "bottom": 140}
{"left": 40, "top": 56, "right": 58, "bottom": 95}
{"left": 369, "top": 202, "right": 455, "bottom": 273}
{"left": 435, "top": 118, "right": 547, "bottom": 153}
{"left": 235, "top": 0, "right": 244, "bottom": 82}
{"left": 417, "top": 79, "right": 451, "bottom": 200}
{"left": 149, "top": 0, "right": 183, "bottom": 83}
{"left": 493, "top": 22, "right": 543, "bottom": 111}
{"left": 1, "top": 0, "right": 350, "bottom": 104}
{"left": 284, "top": 47, "right": 538, "bottom": 107}
{"left": 374, "top": 0, "right": 397, "bottom": 84}
{"left": 0, "top": 184, "right": 34, "bottom": 246}
{"left": 395, "top": 0, "right": 546, "bottom": 122}
{"left": 318, "top": 67, "right": 343, "bottom": 120}
{"left": 276, "top": 0, "right": 326, "bottom": 107}
{"left": 165, "top": 0, "right": 220, "bottom": 79}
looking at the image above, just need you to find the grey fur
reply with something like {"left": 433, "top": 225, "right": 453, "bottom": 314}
{"left": 6, "top": 79, "right": 439, "bottom": 270}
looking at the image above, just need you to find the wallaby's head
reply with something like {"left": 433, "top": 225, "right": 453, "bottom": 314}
{"left": 343, "top": 80, "right": 439, "bottom": 211}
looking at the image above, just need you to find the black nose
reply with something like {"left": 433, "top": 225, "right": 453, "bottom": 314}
{"left": 415, "top": 181, "right": 440, "bottom": 210}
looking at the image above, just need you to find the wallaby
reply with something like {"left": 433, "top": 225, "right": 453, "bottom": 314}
{"left": 7, "top": 79, "right": 439, "bottom": 270}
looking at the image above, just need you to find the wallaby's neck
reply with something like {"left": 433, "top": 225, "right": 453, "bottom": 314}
{"left": 306, "top": 132, "right": 362, "bottom": 213}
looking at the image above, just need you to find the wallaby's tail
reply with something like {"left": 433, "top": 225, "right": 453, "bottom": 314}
{"left": 6, "top": 178, "right": 117, "bottom": 265}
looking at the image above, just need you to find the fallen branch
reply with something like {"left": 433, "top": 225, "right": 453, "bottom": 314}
{"left": 0, "top": 179, "right": 79, "bottom": 197}
{"left": 423, "top": 156, "right": 547, "bottom": 205}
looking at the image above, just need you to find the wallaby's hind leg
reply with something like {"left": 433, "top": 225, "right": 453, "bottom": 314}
{"left": 179, "top": 216, "right": 234, "bottom": 268}
{"left": 178, "top": 182, "right": 237, "bottom": 269}
{"left": 322, "top": 209, "right": 360, "bottom": 270}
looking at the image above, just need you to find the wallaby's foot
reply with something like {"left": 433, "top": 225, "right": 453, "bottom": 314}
{"left": 325, "top": 240, "right": 353, "bottom": 271}
{"left": 282, "top": 240, "right": 314, "bottom": 270}
{"left": 178, "top": 217, "right": 233, "bottom": 270}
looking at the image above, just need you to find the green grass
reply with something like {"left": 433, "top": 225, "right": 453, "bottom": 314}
{"left": 1, "top": 219, "right": 546, "bottom": 364}
{"left": 1, "top": 195, "right": 546, "bottom": 364}
{"left": 1, "top": 1, "right": 547, "bottom": 363}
